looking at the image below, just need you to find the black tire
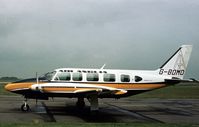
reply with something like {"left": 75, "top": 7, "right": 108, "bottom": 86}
{"left": 21, "top": 104, "right": 30, "bottom": 112}
{"left": 76, "top": 100, "right": 85, "bottom": 109}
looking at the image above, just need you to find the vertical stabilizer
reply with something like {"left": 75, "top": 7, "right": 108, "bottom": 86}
{"left": 158, "top": 45, "right": 192, "bottom": 79}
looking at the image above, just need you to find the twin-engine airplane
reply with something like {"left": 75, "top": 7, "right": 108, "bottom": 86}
{"left": 5, "top": 45, "right": 194, "bottom": 112}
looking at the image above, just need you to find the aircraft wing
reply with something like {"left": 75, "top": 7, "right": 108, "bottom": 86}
{"left": 74, "top": 87, "right": 127, "bottom": 96}
{"left": 31, "top": 83, "right": 128, "bottom": 96}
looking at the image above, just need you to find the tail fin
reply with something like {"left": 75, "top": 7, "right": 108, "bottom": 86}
{"left": 158, "top": 45, "right": 192, "bottom": 79}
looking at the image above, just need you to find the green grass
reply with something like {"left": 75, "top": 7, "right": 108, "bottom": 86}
{"left": 132, "top": 83, "right": 199, "bottom": 99}
{"left": 0, "top": 83, "right": 6, "bottom": 95}
{"left": 0, "top": 123, "right": 198, "bottom": 127}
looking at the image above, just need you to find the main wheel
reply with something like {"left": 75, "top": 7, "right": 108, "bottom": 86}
{"left": 76, "top": 98, "right": 85, "bottom": 109}
{"left": 21, "top": 103, "right": 30, "bottom": 112}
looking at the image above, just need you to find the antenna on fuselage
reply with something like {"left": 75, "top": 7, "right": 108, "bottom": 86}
{"left": 100, "top": 64, "right": 106, "bottom": 69}
{"left": 36, "top": 72, "right": 39, "bottom": 84}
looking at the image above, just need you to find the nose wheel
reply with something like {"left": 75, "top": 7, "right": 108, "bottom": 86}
{"left": 21, "top": 101, "right": 30, "bottom": 112}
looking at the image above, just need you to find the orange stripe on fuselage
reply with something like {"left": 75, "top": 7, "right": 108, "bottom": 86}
{"left": 91, "top": 83, "right": 166, "bottom": 90}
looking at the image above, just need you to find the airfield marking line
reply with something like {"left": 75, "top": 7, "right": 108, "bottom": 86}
{"left": 41, "top": 102, "right": 56, "bottom": 122}
{"left": 154, "top": 107, "right": 193, "bottom": 116}
{"left": 104, "top": 102, "right": 164, "bottom": 123}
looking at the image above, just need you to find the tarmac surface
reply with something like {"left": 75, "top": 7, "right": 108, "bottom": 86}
{"left": 0, "top": 95, "right": 199, "bottom": 124}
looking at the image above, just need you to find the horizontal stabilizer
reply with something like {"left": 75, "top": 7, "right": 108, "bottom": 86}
{"left": 165, "top": 78, "right": 199, "bottom": 84}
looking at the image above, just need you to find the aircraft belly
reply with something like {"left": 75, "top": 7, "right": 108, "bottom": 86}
{"left": 11, "top": 89, "right": 48, "bottom": 100}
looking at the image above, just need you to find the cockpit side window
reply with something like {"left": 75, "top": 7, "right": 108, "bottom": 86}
{"left": 44, "top": 71, "right": 56, "bottom": 81}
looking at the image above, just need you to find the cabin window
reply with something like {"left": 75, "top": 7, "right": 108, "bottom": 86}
{"left": 135, "top": 76, "right": 142, "bottom": 82}
{"left": 121, "top": 74, "right": 130, "bottom": 82}
{"left": 72, "top": 72, "right": 82, "bottom": 81}
{"left": 56, "top": 72, "right": 71, "bottom": 81}
{"left": 87, "top": 73, "right": 99, "bottom": 81}
{"left": 103, "top": 74, "right": 115, "bottom": 82}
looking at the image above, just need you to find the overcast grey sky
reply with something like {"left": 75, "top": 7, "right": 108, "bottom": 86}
{"left": 0, "top": 0, "right": 199, "bottom": 79}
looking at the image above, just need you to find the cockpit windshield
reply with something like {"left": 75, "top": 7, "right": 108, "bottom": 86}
{"left": 40, "top": 71, "right": 56, "bottom": 81}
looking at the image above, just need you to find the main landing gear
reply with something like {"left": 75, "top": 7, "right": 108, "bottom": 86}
{"left": 76, "top": 96, "right": 99, "bottom": 112}
{"left": 76, "top": 98, "right": 85, "bottom": 109}
{"left": 21, "top": 99, "right": 30, "bottom": 112}
{"left": 88, "top": 95, "right": 99, "bottom": 112}
{"left": 20, "top": 97, "right": 99, "bottom": 112}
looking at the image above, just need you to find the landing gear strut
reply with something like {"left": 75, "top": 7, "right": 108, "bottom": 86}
{"left": 21, "top": 99, "right": 30, "bottom": 112}
{"left": 76, "top": 98, "right": 85, "bottom": 109}
{"left": 88, "top": 95, "right": 99, "bottom": 112}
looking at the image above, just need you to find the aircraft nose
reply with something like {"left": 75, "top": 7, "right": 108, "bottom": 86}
{"left": 4, "top": 83, "right": 13, "bottom": 91}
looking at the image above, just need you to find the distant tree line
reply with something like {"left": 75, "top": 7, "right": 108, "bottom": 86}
{"left": 0, "top": 77, "right": 20, "bottom": 82}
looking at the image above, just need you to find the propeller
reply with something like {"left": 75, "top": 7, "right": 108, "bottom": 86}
{"left": 36, "top": 72, "right": 39, "bottom": 84}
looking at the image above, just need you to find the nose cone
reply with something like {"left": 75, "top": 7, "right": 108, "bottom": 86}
{"left": 4, "top": 84, "right": 11, "bottom": 91}
{"left": 4, "top": 83, "right": 14, "bottom": 91}
{"left": 4, "top": 82, "right": 33, "bottom": 94}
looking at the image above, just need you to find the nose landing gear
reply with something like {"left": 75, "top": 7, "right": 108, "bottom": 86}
{"left": 21, "top": 99, "right": 30, "bottom": 112}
